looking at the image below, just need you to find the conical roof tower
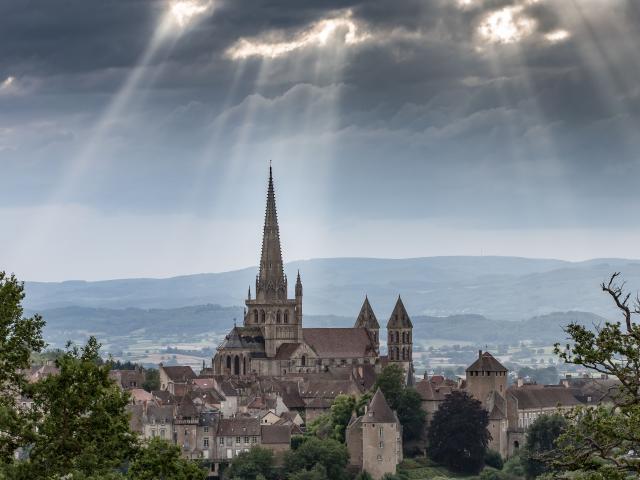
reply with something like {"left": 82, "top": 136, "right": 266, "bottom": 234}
{"left": 256, "top": 166, "right": 287, "bottom": 300}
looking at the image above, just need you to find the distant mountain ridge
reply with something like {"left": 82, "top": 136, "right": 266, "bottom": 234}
{"left": 24, "top": 256, "right": 640, "bottom": 321}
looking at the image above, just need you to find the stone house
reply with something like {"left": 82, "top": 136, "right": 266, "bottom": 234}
{"left": 159, "top": 364, "right": 196, "bottom": 396}
{"left": 346, "top": 389, "right": 403, "bottom": 480}
{"left": 214, "top": 417, "right": 261, "bottom": 461}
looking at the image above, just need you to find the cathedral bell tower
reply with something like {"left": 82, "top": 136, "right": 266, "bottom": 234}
{"left": 354, "top": 295, "right": 380, "bottom": 354}
{"left": 244, "top": 166, "right": 302, "bottom": 357}
{"left": 387, "top": 295, "right": 414, "bottom": 383}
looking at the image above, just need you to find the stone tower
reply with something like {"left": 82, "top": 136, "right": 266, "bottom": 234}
{"left": 244, "top": 167, "right": 302, "bottom": 357}
{"left": 346, "top": 388, "right": 403, "bottom": 480}
{"left": 354, "top": 296, "right": 380, "bottom": 354}
{"left": 387, "top": 296, "right": 413, "bottom": 378}
{"left": 465, "top": 350, "right": 508, "bottom": 403}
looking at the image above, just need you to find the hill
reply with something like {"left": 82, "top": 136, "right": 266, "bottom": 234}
{"left": 23, "top": 256, "right": 640, "bottom": 321}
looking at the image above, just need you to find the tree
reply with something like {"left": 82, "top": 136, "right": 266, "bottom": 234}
{"left": 374, "top": 364, "right": 404, "bottom": 408}
{"left": 522, "top": 413, "right": 566, "bottom": 479}
{"left": 283, "top": 437, "right": 349, "bottom": 480}
{"left": 394, "top": 388, "right": 425, "bottom": 442}
{"left": 227, "top": 446, "right": 275, "bottom": 480}
{"left": 0, "top": 272, "right": 46, "bottom": 462}
{"left": 287, "top": 463, "right": 328, "bottom": 480}
{"left": 484, "top": 449, "right": 504, "bottom": 470}
{"left": 142, "top": 368, "right": 160, "bottom": 392}
{"left": 427, "top": 390, "right": 490, "bottom": 474}
{"left": 19, "top": 337, "right": 137, "bottom": 477}
{"left": 374, "top": 365, "right": 426, "bottom": 442}
{"left": 552, "top": 273, "right": 640, "bottom": 477}
{"left": 128, "top": 438, "right": 205, "bottom": 480}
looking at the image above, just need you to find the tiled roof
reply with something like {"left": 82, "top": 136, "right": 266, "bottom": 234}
{"left": 362, "top": 388, "right": 397, "bottom": 424}
{"left": 217, "top": 417, "right": 260, "bottom": 436}
{"left": 387, "top": 296, "right": 412, "bottom": 329}
{"left": 219, "top": 326, "right": 265, "bottom": 350}
{"left": 261, "top": 424, "right": 291, "bottom": 444}
{"left": 509, "top": 386, "right": 583, "bottom": 410}
{"left": 275, "top": 343, "right": 302, "bottom": 360}
{"left": 305, "top": 397, "right": 332, "bottom": 409}
{"left": 354, "top": 296, "right": 380, "bottom": 329}
{"left": 415, "top": 379, "right": 452, "bottom": 401}
{"left": 303, "top": 328, "right": 377, "bottom": 358}
{"left": 162, "top": 365, "right": 196, "bottom": 382}
{"left": 146, "top": 405, "right": 173, "bottom": 424}
{"left": 466, "top": 351, "right": 507, "bottom": 372}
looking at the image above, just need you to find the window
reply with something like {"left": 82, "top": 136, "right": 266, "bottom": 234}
{"left": 254, "top": 310, "right": 258, "bottom": 323}
{"left": 379, "top": 427, "right": 384, "bottom": 437}
{"left": 377, "top": 455, "right": 382, "bottom": 462}
{"left": 284, "top": 311, "right": 289, "bottom": 323}
{"left": 244, "top": 436, "right": 250, "bottom": 444}
{"left": 160, "top": 429, "right": 165, "bottom": 438}
{"left": 276, "top": 311, "right": 281, "bottom": 323}
{"left": 379, "top": 441, "right": 384, "bottom": 448}
{"left": 151, "top": 430, "right": 156, "bottom": 437}
{"left": 204, "top": 426, "right": 209, "bottom": 433}
{"left": 204, "top": 437, "right": 209, "bottom": 448}
{"left": 301, "top": 355, "right": 306, "bottom": 367}
{"left": 220, "top": 437, "right": 225, "bottom": 445}
{"left": 184, "top": 429, "right": 188, "bottom": 436}
{"left": 252, "top": 436, "right": 258, "bottom": 443}
{"left": 236, "top": 436, "right": 241, "bottom": 444}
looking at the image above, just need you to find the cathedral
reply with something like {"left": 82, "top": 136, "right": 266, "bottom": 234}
{"left": 212, "top": 167, "right": 414, "bottom": 381}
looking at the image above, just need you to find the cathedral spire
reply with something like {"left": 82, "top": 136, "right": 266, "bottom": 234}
{"left": 256, "top": 165, "right": 286, "bottom": 300}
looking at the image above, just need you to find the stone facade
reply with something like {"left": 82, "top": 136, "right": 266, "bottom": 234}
{"left": 346, "top": 389, "right": 403, "bottom": 480}
{"left": 212, "top": 167, "right": 414, "bottom": 384}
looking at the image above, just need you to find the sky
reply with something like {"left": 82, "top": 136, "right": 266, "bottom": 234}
{"left": 2, "top": 0, "right": 640, "bottom": 281}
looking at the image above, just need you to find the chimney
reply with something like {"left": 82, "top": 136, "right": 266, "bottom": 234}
{"left": 478, "top": 349, "right": 483, "bottom": 358}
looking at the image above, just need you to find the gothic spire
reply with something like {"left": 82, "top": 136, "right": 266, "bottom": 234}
{"left": 256, "top": 165, "right": 286, "bottom": 299}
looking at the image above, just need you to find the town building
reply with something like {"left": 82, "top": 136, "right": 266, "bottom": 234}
{"left": 346, "top": 388, "right": 403, "bottom": 480}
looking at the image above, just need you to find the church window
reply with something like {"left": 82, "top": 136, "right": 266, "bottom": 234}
{"left": 220, "top": 437, "right": 224, "bottom": 446}
{"left": 226, "top": 356, "right": 231, "bottom": 370}
{"left": 254, "top": 310, "right": 258, "bottom": 323}
{"left": 204, "top": 437, "right": 209, "bottom": 448}
{"left": 261, "top": 310, "right": 266, "bottom": 323}
{"left": 276, "top": 311, "right": 281, "bottom": 324}
{"left": 301, "top": 355, "right": 306, "bottom": 367}
{"left": 284, "top": 311, "right": 289, "bottom": 323}
{"left": 395, "top": 332, "right": 400, "bottom": 343}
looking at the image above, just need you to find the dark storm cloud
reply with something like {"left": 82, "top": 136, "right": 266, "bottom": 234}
{"left": 1, "top": 0, "right": 640, "bottom": 230}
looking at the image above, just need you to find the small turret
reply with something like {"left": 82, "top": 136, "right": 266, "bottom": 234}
{"left": 295, "top": 270, "right": 303, "bottom": 298}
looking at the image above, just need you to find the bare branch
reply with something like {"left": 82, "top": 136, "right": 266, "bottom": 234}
{"left": 602, "top": 272, "right": 634, "bottom": 333}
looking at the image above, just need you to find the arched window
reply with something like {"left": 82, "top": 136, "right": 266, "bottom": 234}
{"left": 234, "top": 355, "right": 240, "bottom": 375}
{"left": 301, "top": 355, "right": 306, "bottom": 366}
{"left": 402, "top": 332, "right": 406, "bottom": 343}
{"left": 276, "top": 310, "right": 281, "bottom": 324}
{"left": 226, "top": 356, "right": 231, "bottom": 370}
{"left": 254, "top": 310, "right": 258, "bottom": 323}
{"left": 243, "top": 357, "right": 247, "bottom": 375}
{"left": 260, "top": 310, "right": 266, "bottom": 323}
{"left": 284, "top": 311, "right": 289, "bottom": 324}
{"left": 395, "top": 331, "right": 400, "bottom": 344}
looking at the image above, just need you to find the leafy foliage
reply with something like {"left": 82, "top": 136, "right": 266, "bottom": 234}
{"left": 18, "top": 337, "right": 137, "bottom": 477}
{"left": 522, "top": 413, "right": 566, "bottom": 479}
{"left": 427, "top": 390, "right": 490, "bottom": 475}
{"left": 374, "top": 365, "right": 426, "bottom": 442}
{"left": 227, "top": 446, "right": 275, "bottom": 480}
{"left": 283, "top": 437, "right": 349, "bottom": 480}
{"left": 551, "top": 273, "right": 640, "bottom": 477}
{"left": 128, "top": 438, "right": 206, "bottom": 480}
{"left": 287, "top": 463, "right": 328, "bottom": 480}
{"left": 142, "top": 368, "right": 160, "bottom": 392}
{"left": 0, "top": 272, "right": 46, "bottom": 463}
{"left": 484, "top": 449, "right": 504, "bottom": 470}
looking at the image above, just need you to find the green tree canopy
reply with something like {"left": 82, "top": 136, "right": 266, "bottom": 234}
{"left": 427, "top": 390, "right": 490, "bottom": 475}
{"left": 522, "top": 413, "right": 566, "bottom": 479}
{"left": 374, "top": 365, "right": 426, "bottom": 442}
{"left": 283, "top": 437, "right": 349, "bottom": 480}
{"left": 0, "top": 272, "right": 45, "bottom": 462}
{"left": 226, "top": 446, "right": 275, "bottom": 480}
{"left": 20, "top": 337, "right": 137, "bottom": 478}
{"left": 552, "top": 273, "right": 640, "bottom": 477}
{"left": 128, "top": 437, "right": 206, "bottom": 480}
